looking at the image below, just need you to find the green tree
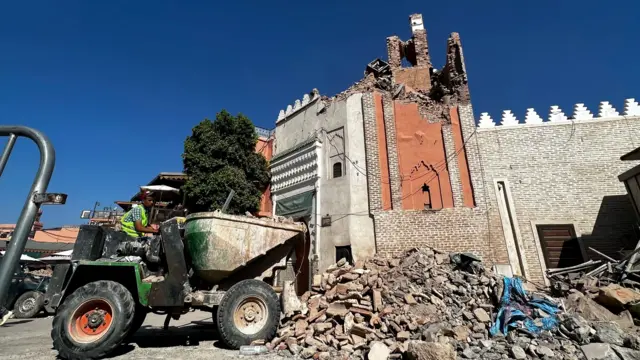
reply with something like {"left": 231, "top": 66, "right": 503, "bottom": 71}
{"left": 182, "top": 110, "right": 270, "bottom": 214}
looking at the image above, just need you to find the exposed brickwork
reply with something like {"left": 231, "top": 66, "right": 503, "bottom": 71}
{"left": 362, "top": 93, "right": 382, "bottom": 212}
{"left": 440, "top": 33, "right": 470, "bottom": 103}
{"left": 372, "top": 208, "right": 492, "bottom": 262}
{"left": 394, "top": 68, "right": 431, "bottom": 92}
{"left": 386, "top": 36, "right": 403, "bottom": 70}
{"left": 411, "top": 29, "right": 430, "bottom": 67}
{"left": 442, "top": 125, "right": 464, "bottom": 207}
{"left": 478, "top": 117, "right": 640, "bottom": 282}
{"left": 458, "top": 104, "right": 487, "bottom": 209}
{"left": 382, "top": 94, "right": 402, "bottom": 209}
{"left": 364, "top": 99, "right": 498, "bottom": 267}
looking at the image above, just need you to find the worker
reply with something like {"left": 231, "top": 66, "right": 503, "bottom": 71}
{"left": 120, "top": 191, "right": 159, "bottom": 239}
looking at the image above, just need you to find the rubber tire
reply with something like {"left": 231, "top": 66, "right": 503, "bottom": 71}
{"left": 13, "top": 291, "right": 44, "bottom": 318}
{"left": 51, "top": 280, "right": 135, "bottom": 360}
{"left": 125, "top": 305, "right": 147, "bottom": 340}
{"left": 216, "top": 279, "right": 280, "bottom": 349}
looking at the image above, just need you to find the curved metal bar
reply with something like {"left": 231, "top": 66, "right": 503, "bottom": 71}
{"left": 0, "top": 126, "right": 55, "bottom": 307}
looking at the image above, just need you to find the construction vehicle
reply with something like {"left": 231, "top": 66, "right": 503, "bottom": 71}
{"left": 43, "top": 210, "right": 306, "bottom": 359}
{"left": 0, "top": 126, "right": 307, "bottom": 359}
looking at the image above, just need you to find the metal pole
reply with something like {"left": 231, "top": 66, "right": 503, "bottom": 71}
{"left": 221, "top": 190, "right": 235, "bottom": 213}
{"left": 0, "top": 134, "right": 17, "bottom": 177}
{"left": 91, "top": 201, "right": 100, "bottom": 218}
{"left": 0, "top": 126, "right": 55, "bottom": 308}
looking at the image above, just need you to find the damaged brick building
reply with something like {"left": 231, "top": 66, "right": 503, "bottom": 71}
{"left": 270, "top": 13, "right": 640, "bottom": 289}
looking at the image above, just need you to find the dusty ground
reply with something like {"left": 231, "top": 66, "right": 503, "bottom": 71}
{"left": 0, "top": 311, "right": 286, "bottom": 360}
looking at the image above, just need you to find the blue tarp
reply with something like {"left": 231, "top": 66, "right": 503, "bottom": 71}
{"left": 490, "top": 277, "right": 560, "bottom": 336}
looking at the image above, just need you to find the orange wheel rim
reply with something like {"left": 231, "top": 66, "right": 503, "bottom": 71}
{"left": 68, "top": 299, "right": 114, "bottom": 343}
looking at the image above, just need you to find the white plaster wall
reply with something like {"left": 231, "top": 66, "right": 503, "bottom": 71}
{"left": 273, "top": 99, "right": 326, "bottom": 157}
{"left": 345, "top": 94, "right": 376, "bottom": 262}
{"left": 273, "top": 93, "right": 376, "bottom": 272}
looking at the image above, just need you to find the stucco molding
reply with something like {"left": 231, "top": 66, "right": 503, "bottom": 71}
{"left": 271, "top": 141, "right": 322, "bottom": 193}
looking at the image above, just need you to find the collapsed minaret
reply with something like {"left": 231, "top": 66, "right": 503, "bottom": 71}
{"left": 383, "top": 14, "right": 470, "bottom": 105}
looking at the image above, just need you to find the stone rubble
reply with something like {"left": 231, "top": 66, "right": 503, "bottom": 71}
{"left": 267, "top": 247, "right": 640, "bottom": 360}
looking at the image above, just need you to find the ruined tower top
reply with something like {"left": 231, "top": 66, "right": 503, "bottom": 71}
{"left": 409, "top": 14, "right": 424, "bottom": 33}
{"left": 382, "top": 13, "right": 469, "bottom": 102}
{"left": 385, "top": 13, "right": 432, "bottom": 91}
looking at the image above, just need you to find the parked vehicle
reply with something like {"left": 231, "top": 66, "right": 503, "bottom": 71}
{"left": 6, "top": 264, "right": 50, "bottom": 318}
{"left": 44, "top": 211, "right": 306, "bottom": 360}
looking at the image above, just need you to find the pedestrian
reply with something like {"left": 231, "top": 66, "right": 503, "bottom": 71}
{"left": 0, "top": 306, "right": 13, "bottom": 326}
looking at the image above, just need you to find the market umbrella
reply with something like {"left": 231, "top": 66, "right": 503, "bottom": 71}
{"left": 140, "top": 185, "right": 180, "bottom": 193}
{"left": 0, "top": 251, "right": 41, "bottom": 262}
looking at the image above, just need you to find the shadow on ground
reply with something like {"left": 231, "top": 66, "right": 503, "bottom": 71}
{"left": 106, "top": 320, "right": 225, "bottom": 358}
{"left": 3, "top": 319, "right": 32, "bottom": 327}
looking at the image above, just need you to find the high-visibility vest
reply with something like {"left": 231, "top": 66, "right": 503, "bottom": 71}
{"left": 120, "top": 206, "right": 148, "bottom": 238}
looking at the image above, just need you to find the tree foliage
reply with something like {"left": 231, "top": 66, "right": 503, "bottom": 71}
{"left": 182, "top": 110, "right": 270, "bottom": 214}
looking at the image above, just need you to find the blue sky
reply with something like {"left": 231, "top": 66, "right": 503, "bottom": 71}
{"left": 0, "top": 0, "right": 637, "bottom": 227}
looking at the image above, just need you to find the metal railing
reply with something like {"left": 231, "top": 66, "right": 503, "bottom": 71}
{"left": 255, "top": 126, "right": 275, "bottom": 139}
{"left": 0, "top": 126, "right": 55, "bottom": 307}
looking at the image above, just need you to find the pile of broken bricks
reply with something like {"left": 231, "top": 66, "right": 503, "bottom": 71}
{"left": 268, "top": 247, "right": 640, "bottom": 360}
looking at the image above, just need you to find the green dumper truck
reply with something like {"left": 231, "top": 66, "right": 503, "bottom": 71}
{"left": 44, "top": 211, "right": 306, "bottom": 359}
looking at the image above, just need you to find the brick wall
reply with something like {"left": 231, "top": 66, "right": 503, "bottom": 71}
{"left": 366, "top": 96, "right": 640, "bottom": 282}
{"left": 478, "top": 115, "right": 640, "bottom": 282}
{"left": 364, "top": 97, "right": 504, "bottom": 266}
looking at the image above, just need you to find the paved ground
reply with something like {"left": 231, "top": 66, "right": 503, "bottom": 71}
{"left": 0, "top": 311, "right": 285, "bottom": 359}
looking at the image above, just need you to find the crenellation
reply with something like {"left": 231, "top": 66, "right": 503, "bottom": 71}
{"left": 277, "top": 89, "right": 321, "bottom": 122}
{"left": 625, "top": 99, "right": 640, "bottom": 116}
{"left": 477, "top": 97, "right": 640, "bottom": 129}
{"left": 500, "top": 110, "right": 518, "bottom": 126}
{"left": 549, "top": 106, "right": 568, "bottom": 122}
{"left": 478, "top": 112, "right": 495, "bottom": 128}
{"left": 573, "top": 103, "right": 593, "bottom": 120}
{"left": 524, "top": 108, "right": 543, "bottom": 124}
{"left": 599, "top": 101, "right": 619, "bottom": 118}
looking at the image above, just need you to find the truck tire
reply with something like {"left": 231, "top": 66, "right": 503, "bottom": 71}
{"left": 216, "top": 279, "right": 280, "bottom": 349}
{"left": 13, "top": 291, "right": 44, "bottom": 318}
{"left": 51, "top": 280, "right": 135, "bottom": 360}
{"left": 125, "top": 305, "right": 147, "bottom": 341}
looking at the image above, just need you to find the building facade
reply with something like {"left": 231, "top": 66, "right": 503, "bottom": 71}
{"left": 270, "top": 91, "right": 375, "bottom": 276}
{"left": 269, "top": 13, "right": 640, "bottom": 286}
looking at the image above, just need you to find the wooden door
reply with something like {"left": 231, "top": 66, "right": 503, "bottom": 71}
{"left": 536, "top": 224, "right": 583, "bottom": 269}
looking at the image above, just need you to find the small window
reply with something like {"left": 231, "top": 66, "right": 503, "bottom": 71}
{"left": 333, "top": 162, "right": 343, "bottom": 178}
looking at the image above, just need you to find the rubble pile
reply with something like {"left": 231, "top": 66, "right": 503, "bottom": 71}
{"left": 548, "top": 246, "right": 640, "bottom": 296}
{"left": 26, "top": 268, "right": 52, "bottom": 277}
{"left": 269, "top": 248, "right": 640, "bottom": 360}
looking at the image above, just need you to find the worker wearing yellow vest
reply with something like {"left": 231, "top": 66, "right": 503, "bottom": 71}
{"left": 121, "top": 191, "right": 159, "bottom": 238}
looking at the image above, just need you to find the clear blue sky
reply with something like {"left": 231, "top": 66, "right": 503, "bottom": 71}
{"left": 0, "top": 0, "right": 637, "bottom": 227}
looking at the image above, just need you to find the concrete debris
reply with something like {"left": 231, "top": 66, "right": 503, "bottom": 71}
{"left": 547, "top": 246, "right": 640, "bottom": 299}
{"left": 269, "top": 247, "right": 640, "bottom": 359}
{"left": 546, "top": 245, "right": 640, "bottom": 332}
{"left": 581, "top": 343, "right": 621, "bottom": 360}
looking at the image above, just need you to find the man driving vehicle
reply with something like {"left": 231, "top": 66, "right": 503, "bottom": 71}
{"left": 120, "top": 191, "right": 159, "bottom": 238}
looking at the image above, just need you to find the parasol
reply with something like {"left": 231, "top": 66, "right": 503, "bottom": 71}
{"left": 0, "top": 251, "right": 41, "bottom": 262}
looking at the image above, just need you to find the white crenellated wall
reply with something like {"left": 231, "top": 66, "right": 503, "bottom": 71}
{"left": 476, "top": 96, "right": 640, "bottom": 283}
{"left": 477, "top": 98, "right": 640, "bottom": 129}
{"left": 276, "top": 89, "right": 321, "bottom": 123}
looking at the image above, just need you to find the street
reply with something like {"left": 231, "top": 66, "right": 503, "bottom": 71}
{"left": 0, "top": 311, "right": 286, "bottom": 360}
